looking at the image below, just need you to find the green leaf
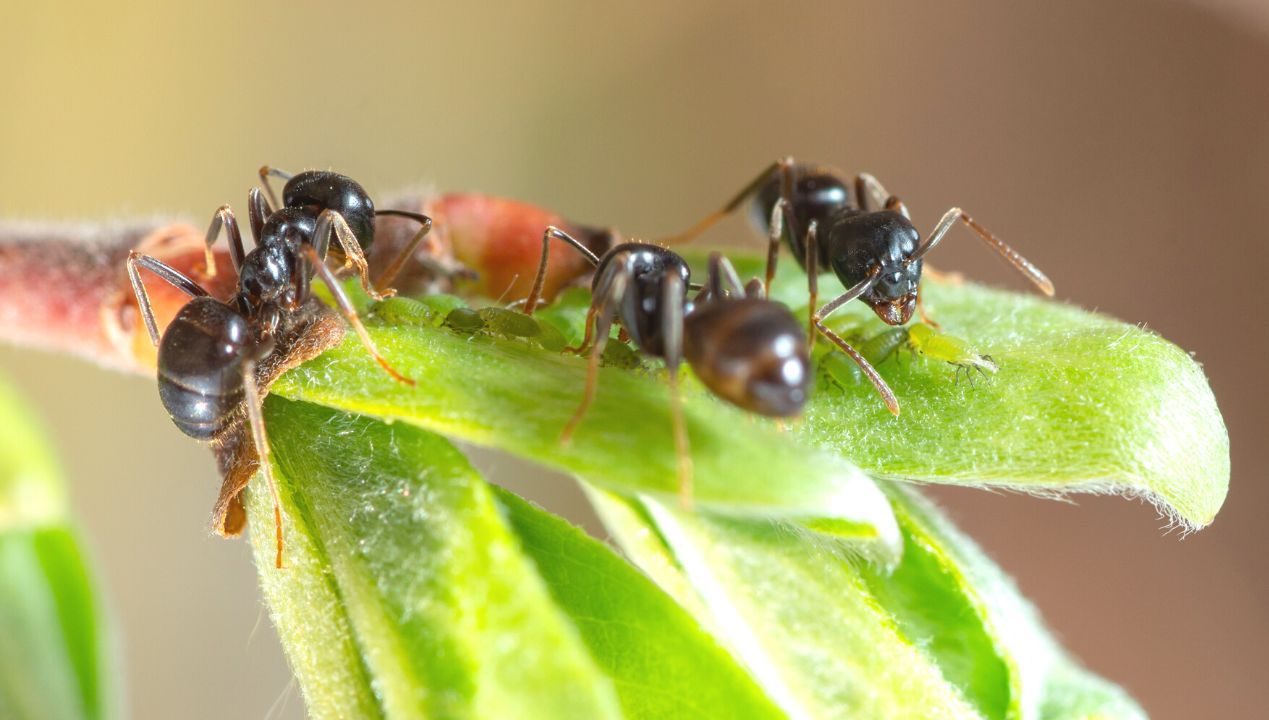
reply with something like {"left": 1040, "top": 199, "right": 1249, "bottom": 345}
{"left": 270, "top": 291, "right": 900, "bottom": 555}
{"left": 494, "top": 487, "right": 784, "bottom": 719}
{"left": 588, "top": 483, "right": 1146, "bottom": 720}
{"left": 0, "top": 377, "right": 117, "bottom": 720}
{"left": 744, "top": 253, "right": 1229, "bottom": 530}
{"left": 248, "top": 395, "right": 785, "bottom": 718}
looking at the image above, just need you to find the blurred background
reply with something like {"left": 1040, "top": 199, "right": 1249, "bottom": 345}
{"left": 0, "top": 1, "right": 1264, "bottom": 717}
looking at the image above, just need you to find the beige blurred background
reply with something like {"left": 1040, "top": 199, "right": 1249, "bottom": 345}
{"left": 0, "top": 1, "right": 1264, "bottom": 717}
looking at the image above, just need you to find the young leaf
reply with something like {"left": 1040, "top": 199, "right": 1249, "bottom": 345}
{"left": 744, "top": 253, "right": 1229, "bottom": 530}
{"left": 269, "top": 300, "right": 900, "bottom": 554}
{"left": 0, "top": 377, "right": 118, "bottom": 720}
{"left": 248, "top": 395, "right": 785, "bottom": 718}
{"left": 587, "top": 483, "right": 1147, "bottom": 720}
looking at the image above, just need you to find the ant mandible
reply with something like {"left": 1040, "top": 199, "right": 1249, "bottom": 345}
{"left": 661, "top": 157, "right": 1054, "bottom": 415}
{"left": 127, "top": 170, "right": 427, "bottom": 568}
{"left": 522, "top": 229, "right": 810, "bottom": 506}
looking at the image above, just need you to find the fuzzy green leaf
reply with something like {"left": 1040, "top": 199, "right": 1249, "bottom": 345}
{"left": 0, "top": 377, "right": 117, "bottom": 720}
{"left": 248, "top": 395, "right": 785, "bottom": 718}
{"left": 271, "top": 292, "right": 900, "bottom": 554}
{"left": 588, "top": 482, "right": 1147, "bottom": 720}
{"left": 745, "top": 253, "right": 1229, "bottom": 529}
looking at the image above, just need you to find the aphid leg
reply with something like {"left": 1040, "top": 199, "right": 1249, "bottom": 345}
{"left": 660, "top": 157, "right": 794, "bottom": 245}
{"left": 907, "top": 208, "right": 1055, "bottom": 296}
{"left": 371, "top": 209, "right": 435, "bottom": 294}
{"left": 524, "top": 226, "right": 603, "bottom": 316}
{"left": 660, "top": 272, "right": 693, "bottom": 508}
{"left": 561, "top": 268, "right": 627, "bottom": 443}
{"left": 300, "top": 245, "right": 416, "bottom": 386}
{"left": 126, "top": 251, "right": 212, "bottom": 347}
{"left": 814, "top": 269, "right": 899, "bottom": 415}
{"left": 314, "top": 209, "right": 390, "bottom": 301}
{"left": 805, "top": 220, "right": 821, "bottom": 350}
{"left": 257, "top": 165, "right": 294, "bottom": 212}
{"left": 240, "top": 358, "right": 285, "bottom": 569}
{"left": 247, "top": 187, "right": 273, "bottom": 242}
{"left": 202, "top": 205, "right": 247, "bottom": 279}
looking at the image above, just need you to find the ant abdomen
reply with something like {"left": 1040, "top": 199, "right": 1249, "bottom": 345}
{"left": 156, "top": 298, "right": 252, "bottom": 440}
{"left": 282, "top": 171, "right": 376, "bottom": 250}
{"left": 684, "top": 298, "right": 810, "bottom": 417}
{"left": 750, "top": 163, "right": 853, "bottom": 268}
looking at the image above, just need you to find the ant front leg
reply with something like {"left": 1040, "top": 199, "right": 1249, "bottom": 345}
{"left": 854, "top": 173, "right": 895, "bottom": 212}
{"left": 371, "top": 209, "right": 435, "bottom": 295}
{"left": 240, "top": 357, "right": 286, "bottom": 569}
{"left": 299, "top": 244, "right": 416, "bottom": 386}
{"left": 660, "top": 157, "right": 794, "bottom": 245}
{"left": 313, "top": 209, "right": 391, "bottom": 302}
{"left": 257, "top": 165, "right": 294, "bottom": 212}
{"left": 813, "top": 268, "right": 900, "bottom": 415}
{"left": 660, "top": 271, "right": 693, "bottom": 508}
{"left": 126, "top": 251, "right": 211, "bottom": 346}
{"left": 561, "top": 265, "right": 627, "bottom": 443}
{"left": 908, "top": 207, "right": 1055, "bottom": 296}
{"left": 202, "top": 205, "right": 247, "bottom": 279}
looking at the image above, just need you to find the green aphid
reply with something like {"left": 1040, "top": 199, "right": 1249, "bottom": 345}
{"left": 601, "top": 340, "right": 642, "bottom": 369}
{"left": 371, "top": 297, "right": 440, "bottom": 327}
{"left": 477, "top": 307, "right": 542, "bottom": 339}
{"left": 906, "top": 322, "right": 998, "bottom": 377}
{"left": 533, "top": 321, "right": 569, "bottom": 352}
{"left": 443, "top": 307, "right": 486, "bottom": 333}
{"left": 858, "top": 326, "right": 909, "bottom": 366}
{"left": 818, "top": 347, "right": 863, "bottom": 388}
{"left": 420, "top": 294, "right": 470, "bottom": 321}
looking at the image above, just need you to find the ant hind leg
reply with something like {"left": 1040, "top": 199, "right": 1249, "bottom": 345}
{"left": 240, "top": 358, "right": 286, "bottom": 569}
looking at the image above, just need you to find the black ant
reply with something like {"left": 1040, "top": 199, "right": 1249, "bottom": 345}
{"left": 522, "top": 229, "right": 810, "bottom": 506}
{"left": 661, "top": 158, "right": 1054, "bottom": 415}
{"left": 126, "top": 170, "right": 428, "bottom": 568}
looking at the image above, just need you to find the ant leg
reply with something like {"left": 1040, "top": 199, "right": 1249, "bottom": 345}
{"left": 854, "top": 173, "right": 894, "bottom": 212}
{"left": 314, "top": 209, "right": 390, "bottom": 301}
{"left": 371, "top": 209, "right": 434, "bottom": 294}
{"left": 660, "top": 272, "right": 693, "bottom": 508}
{"left": 916, "top": 285, "right": 942, "bottom": 329}
{"left": 561, "top": 267, "right": 627, "bottom": 443}
{"left": 764, "top": 199, "right": 794, "bottom": 298}
{"left": 706, "top": 252, "right": 746, "bottom": 299}
{"left": 126, "top": 251, "right": 211, "bottom": 346}
{"left": 908, "top": 207, "right": 1055, "bottom": 296}
{"left": 257, "top": 165, "right": 294, "bottom": 211}
{"left": 299, "top": 245, "right": 416, "bottom": 386}
{"left": 524, "top": 226, "right": 602, "bottom": 316}
{"left": 805, "top": 220, "right": 821, "bottom": 350}
{"left": 247, "top": 187, "right": 273, "bottom": 242}
{"left": 814, "top": 269, "right": 899, "bottom": 415}
{"left": 660, "top": 157, "right": 794, "bottom": 245}
{"left": 202, "top": 205, "right": 247, "bottom": 279}
{"left": 240, "top": 358, "right": 286, "bottom": 569}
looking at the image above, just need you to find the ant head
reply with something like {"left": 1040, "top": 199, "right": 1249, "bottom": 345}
{"left": 827, "top": 209, "right": 922, "bottom": 325}
{"left": 282, "top": 171, "right": 376, "bottom": 251}
{"left": 684, "top": 298, "right": 810, "bottom": 417}
{"left": 594, "top": 243, "right": 691, "bottom": 356}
